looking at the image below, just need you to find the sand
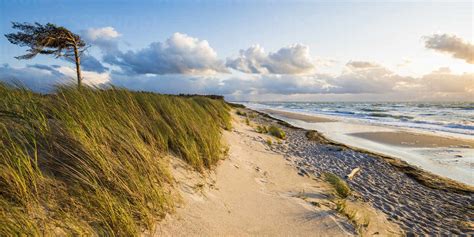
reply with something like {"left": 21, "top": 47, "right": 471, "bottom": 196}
{"left": 262, "top": 109, "right": 336, "bottom": 123}
{"left": 248, "top": 109, "right": 474, "bottom": 235}
{"left": 155, "top": 113, "right": 400, "bottom": 236}
{"left": 350, "top": 131, "right": 474, "bottom": 148}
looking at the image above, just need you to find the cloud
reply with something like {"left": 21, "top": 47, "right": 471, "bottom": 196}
{"left": 105, "top": 32, "right": 227, "bottom": 75}
{"left": 417, "top": 67, "right": 474, "bottom": 93}
{"left": 82, "top": 27, "right": 121, "bottom": 52}
{"left": 423, "top": 34, "right": 474, "bottom": 64}
{"left": 226, "top": 44, "right": 315, "bottom": 74}
{"left": 83, "top": 27, "right": 120, "bottom": 41}
{"left": 0, "top": 64, "right": 110, "bottom": 92}
{"left": 346, "top": 61, "right": 380, "bottom": 69}
{"left": 80, "top": 54, "right": 109, "bottom": 73}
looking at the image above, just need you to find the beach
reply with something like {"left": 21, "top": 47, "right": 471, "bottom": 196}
{"left": 157, "top": 108, "right": 473, "bottom": 235}
{"left": 157, "top": 111, "right": 401, "bottom": 236}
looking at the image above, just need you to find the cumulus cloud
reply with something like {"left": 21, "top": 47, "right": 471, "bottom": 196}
{"left": 226, "top": 44, "right": 315, "bottom": 74}
{"left": 105, "top": 32, "right": 227, "bottom": 75}
{"left": 0, "top": 64, "right": 110, "bottom": 92}
{"left": 82, "top": 27, "right": 121, "bottom": 52}
{"left": 423, "top": 34, "right": 474, "bottom": 64}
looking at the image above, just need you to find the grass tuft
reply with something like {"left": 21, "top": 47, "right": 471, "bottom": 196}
{"left": 0, "top": 83, "right": 230, "bottom": 235}
{"left": 324, "top": 173, "right": 351, "bottom": 198}
{"left": 268, "top": 125, "right": 286, "bottom": 139}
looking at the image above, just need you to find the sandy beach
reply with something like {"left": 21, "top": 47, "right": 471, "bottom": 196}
{"left": 156, "top": 112, "right": 401, "bottom": 236}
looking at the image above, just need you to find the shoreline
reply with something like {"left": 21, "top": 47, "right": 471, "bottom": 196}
{"left": 244, "top": 107, "right": 473, "bottom": 234}
{"left": 255, "top": 108, "right": 474, "bottom": 187}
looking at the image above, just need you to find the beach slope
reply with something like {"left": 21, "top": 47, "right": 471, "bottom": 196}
{"left": 156, "top": 113, "right": 401, "bottom": 236}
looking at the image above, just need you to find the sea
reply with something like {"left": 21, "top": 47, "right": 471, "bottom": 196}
{"left": 243, "top": 102, "right": 474, "bottom": 137}
{"left": 242, "top": 101, "right": 474, "bottom": 185}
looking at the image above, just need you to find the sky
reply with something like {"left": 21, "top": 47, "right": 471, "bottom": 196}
{"left": 0, "top": 0, "right": 473, "bottom": 101}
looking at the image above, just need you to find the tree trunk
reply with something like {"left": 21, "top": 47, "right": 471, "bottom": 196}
{"left": 73, "top": 46, "right": 82, "bottom": 88}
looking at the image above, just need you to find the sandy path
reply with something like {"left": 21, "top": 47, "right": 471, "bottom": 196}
{"left": 155, "top": 116, "right": 355, "bottom": 236}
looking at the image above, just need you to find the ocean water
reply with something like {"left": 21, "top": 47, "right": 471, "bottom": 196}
{"left": 243, "top": 102, "right": 474, "bottom": 136}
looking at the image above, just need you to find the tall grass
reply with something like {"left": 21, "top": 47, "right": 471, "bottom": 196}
{"left": 0, "top": 83, "right": 230, "bottom": 235}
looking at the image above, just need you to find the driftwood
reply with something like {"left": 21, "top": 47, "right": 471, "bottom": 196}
{"left": 345, "top": 167, "right": 361, "bottom": 180}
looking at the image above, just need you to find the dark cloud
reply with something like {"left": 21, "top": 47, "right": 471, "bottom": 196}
{"left": 80, "top": 54, "right": 109, "bottom": 73}
{"left": 423, "top": 34, "right": 474, "bottom": 64}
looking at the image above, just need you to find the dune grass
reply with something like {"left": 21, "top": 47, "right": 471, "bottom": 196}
{"left": 268, "top": 125, "right": 286, "bottom": 139}
{"left": 324, "top": 173, "right": 351, "bottom": 198}
{"left": 0, "top": 83, "right": 230, "bottom": 236}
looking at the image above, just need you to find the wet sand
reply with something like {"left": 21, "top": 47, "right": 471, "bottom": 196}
{"left": 351, "top": 131, "right": 474, "bottom": 148}
{"left": 262, "top": 109, "right": 336, "bottom": 123}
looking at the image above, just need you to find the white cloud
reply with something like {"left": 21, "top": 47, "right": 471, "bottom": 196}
{"left": 82, "top": 27, "right": 121, "bottom": 53}
{"left": 105, "top": 32, "right": 227, "bottom": 75}
{"left": 423, "top": 34, "right": 474, "bottom": 64}
{"left": 226, "top": 44, "right": 315, "bottom": 74}
{"left": 83, "top": 27, "right": 120, "bottom": 41}
{"left": 56, "top": 66, "right": 110, "bottom": 85}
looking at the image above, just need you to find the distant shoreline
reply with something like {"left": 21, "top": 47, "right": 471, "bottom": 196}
{"left": 248, "top": 106, "right": 474, "bottom": 186}
{"left": 248, "top": 106, "right": 474, "bottom": 193}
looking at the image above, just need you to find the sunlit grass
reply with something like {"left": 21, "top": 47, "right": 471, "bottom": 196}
{"left": 0, "top": 83, "right": 230, "bottom": 235}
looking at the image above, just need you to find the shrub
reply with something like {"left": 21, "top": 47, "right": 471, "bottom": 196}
{"left": 324, "top": 173, "right": 351, "bottom": 198}
{"left": 268, "top": 125, "right": 286, "bottom": 139}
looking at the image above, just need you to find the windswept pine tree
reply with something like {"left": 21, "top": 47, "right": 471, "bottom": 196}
{"left": 5, "top": 22, "right": 87, "bottom": 87}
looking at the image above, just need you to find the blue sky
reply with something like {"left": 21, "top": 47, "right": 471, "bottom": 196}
{"left": 0, "top": 0, "right": 473, "bottom": 101}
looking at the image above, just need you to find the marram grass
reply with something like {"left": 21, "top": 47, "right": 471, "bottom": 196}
{"left": 0, "top": 83, "right": 230, "bottom": 236}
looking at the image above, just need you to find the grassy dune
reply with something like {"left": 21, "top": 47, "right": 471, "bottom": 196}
{"left": 0, "top": 83, "right": 231, "bottom": 236}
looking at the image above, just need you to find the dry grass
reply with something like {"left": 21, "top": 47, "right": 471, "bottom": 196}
{"left": 0, "top": 83, "right": 230, "bottom": 235}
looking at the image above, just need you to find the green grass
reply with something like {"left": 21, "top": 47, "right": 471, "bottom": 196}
{"left": 0, "top": 83, "right": 231, "bottom": 236}
{"left": 255, "top": 125, "right": 268, "bottom": 134}
{"left": 324, "top": 173, "right": 351, "bottom": 198}
{"left": 268, "top": 125, "right": 286, "bottom": 139}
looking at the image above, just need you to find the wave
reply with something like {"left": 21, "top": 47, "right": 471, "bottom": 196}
{"left": 367, "top": 113, "right": 414, "bottom": 120}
